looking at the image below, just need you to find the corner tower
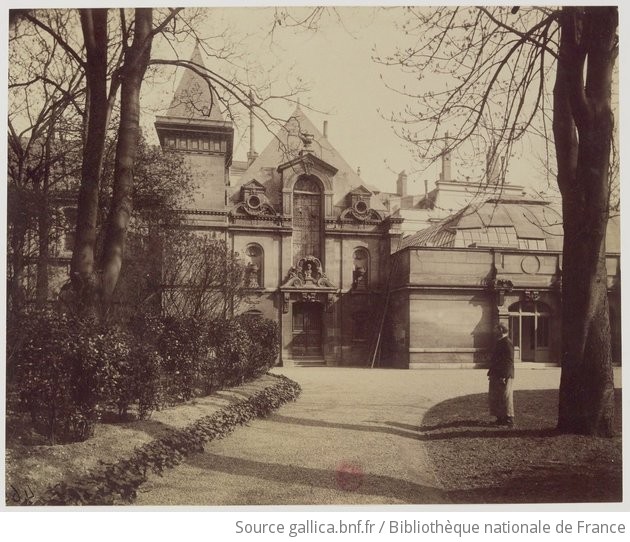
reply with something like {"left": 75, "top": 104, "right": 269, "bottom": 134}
{"left": 154, "top": 44, "right": 234, "bottom": 210}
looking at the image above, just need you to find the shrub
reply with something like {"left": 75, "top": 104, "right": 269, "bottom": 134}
{"left": 157, "top": 316, "right": 211, "bottom": 403}
{"left": 13, "top": 310, "right": 113, "bottom": 443}
{"left": 104, "top": 329, "right": 162, "bottom": 420}
{"left": 209, "top": 318, "right": 251, "bottom": 388}
{"left": 235, "top": 314, "right": 280, "bottom": 377}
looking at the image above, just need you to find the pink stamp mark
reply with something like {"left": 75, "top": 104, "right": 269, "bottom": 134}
{"left": 335, "top": 460, "right": 364, "bottom": 491}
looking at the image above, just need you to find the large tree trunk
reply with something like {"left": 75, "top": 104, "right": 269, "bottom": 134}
{"left": 71, "top": 8, "right": 109, "bottom": 316}
{"left": 100, "top": 8, "right": 153, "bottom": 315}
{"left": 554, "top": 6, "right": 617, "bottom": 436}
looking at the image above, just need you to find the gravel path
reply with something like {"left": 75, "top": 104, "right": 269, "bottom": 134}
{"left": 136, "top": 367, "right": 576, "bottom": 506}
{"left": 133, "top": 367, "right": 619, "bottom": 506}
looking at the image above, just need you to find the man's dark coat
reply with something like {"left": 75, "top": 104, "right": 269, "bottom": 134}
{"left": 487, "top": 336, "right": 515, "bottom": 379}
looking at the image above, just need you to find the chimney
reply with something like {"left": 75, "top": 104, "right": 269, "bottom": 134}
{"left": 441, "top": 131, "right": 452, "bottom": 182}
{"left": 486, "top": 148, "right": 500, "bottom": 184}
{"left": 247, "top": 91, "right": 258, "bottom": 165}
{"left": 397, "top": 170, "right": 408, "bottom": 197}
{"left": 323, "top": 120, "right": 328, "bottom": 138}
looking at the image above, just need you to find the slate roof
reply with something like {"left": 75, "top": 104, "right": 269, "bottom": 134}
{"left": 166, "top": 44, "right": 224, "bottom": 122}
{"left": 400, "top": 199, "right": 569, "bottom": 251}
{"left": 232, "top": 105, "right": 387, "bottom": 211}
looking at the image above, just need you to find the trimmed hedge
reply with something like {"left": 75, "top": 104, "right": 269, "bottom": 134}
{"left": 12, "top": 311, "right": 132, "bottom": 443}
{"left": 27, "top": 374, "right": 301, "bottom": 506}
{"left": 10, "top": 310, "right": 281, "bottom": 443}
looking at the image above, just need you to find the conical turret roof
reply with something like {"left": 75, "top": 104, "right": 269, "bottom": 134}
{"left": 167, "top": 43, "right": 224, "bottom": 122}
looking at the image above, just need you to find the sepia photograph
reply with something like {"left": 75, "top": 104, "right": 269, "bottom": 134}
{"left": 3, "top": 2, "right": 623, "bottom": 513}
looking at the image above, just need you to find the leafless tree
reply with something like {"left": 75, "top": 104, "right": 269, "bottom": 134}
{"left": 377, "top": 6, "right": 618, "bottom": 436}
{"left": 11, "top": 7, "right": 309, "bottom": 321}
{"left": 160, "top": 232, "right": 247, "bottom": 321}
{"left": 8, "top": 13, "right": 84, "bottom": 313}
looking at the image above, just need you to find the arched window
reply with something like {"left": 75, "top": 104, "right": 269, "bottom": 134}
{"left": 293, "top": 175, "right": 322, "bottom": 261}
{"left": 352, "top": 248, "right": 369, "bottom": 289}
{"left": 508, "top": 300, "right": 551, "bottom": 362}
{"left": 244, "top": 244, "right": 263, "bottom": 288}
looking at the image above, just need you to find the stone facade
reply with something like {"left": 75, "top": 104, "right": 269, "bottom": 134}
{"left": 149, "top": 48, "right": 621, "bottom": 369}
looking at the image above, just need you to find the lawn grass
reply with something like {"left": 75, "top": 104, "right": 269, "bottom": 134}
{"left": 420, "top": 388, "right": 622, "bottom": 503}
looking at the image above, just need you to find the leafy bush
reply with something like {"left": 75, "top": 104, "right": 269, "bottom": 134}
{"left": 12, "top": 311, "right": 165, "bottom": 442}
{"left": 13, "top": 310, "right": 112, "bottom": 443}
{"left": 157, "top": 316, "right": 212, "bottom": 403}
{"left": 208, "top": 318, "right": 250, "bottom": 388}
{"left": 105, "top": 331, "right": 162, "bottom": 420}
{"left": 236, "top": 314, "right": 280, "bottom": 377}
{"left": 10, "top": 307, "right": 280, "bottom": 445}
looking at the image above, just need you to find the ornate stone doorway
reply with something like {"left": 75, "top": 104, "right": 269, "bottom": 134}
{"left": 292, "top": 302, "right": 323, "bottom": 358}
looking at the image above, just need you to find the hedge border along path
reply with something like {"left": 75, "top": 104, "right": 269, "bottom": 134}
{"left": 26, "top": 374, "right": 301, "bottom": 506}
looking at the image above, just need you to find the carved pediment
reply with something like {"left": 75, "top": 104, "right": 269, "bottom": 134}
{"left": 277, "top": 153, "right": 338, "bottom": 177}
{"left": 339, "top": 205, "right": 382, "bottom": 223}
{"left": 232, "top": 200, "right": 278, "bottom": 218}
{"left": 340, "top": 185, "right": 380, "bottom": 222}
{"left": 241, "top": 179, "right": 266, "bottom": 193}
{"left": 280, "top": 256, "right": 336, "bottom": 289}
{"left": 232, "top": 178, "right": 277, "bottom": 218}
{"left": 349, "top": 185, "right": 373, "bottom": 196}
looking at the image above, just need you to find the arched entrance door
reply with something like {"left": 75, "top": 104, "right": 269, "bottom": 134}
{"left": 508, "top": 301, "right": 551, "bottom": 362}
{"left": 292, "top": 302, "right": 323, "bottom": 358}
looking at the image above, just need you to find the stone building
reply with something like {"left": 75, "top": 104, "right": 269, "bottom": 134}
{"left": 145, "top": 48, "right": 624, "bottom": 369}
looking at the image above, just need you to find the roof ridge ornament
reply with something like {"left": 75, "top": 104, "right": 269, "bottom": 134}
{"left": 299, "top": 131, "right": 314, "bottom": 154}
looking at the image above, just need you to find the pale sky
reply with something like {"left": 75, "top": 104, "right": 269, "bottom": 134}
{"left": 140, "top": 5, "right": 558, "bottom": 196}
{"left": 5, "top": 2, "right": 616, "bottom": 198}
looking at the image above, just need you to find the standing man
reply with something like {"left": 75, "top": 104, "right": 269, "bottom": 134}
{"left": 487, "top": 323, "right": 515, "bottom": 426}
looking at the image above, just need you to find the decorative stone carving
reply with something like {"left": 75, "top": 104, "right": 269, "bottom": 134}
{"left": 339, "top": 206, "right": 383, "bottom": 223}
{"left": 232, "top": 179, "right": 278, "bottom": 219}
{"left": 483, "top": 263, "right": 513, "bottom": 306}
{"left": 280, "top": 256, "right": 335, "bottom": 288}
{"left": 521, "top": 255, "right": 541, "bottom": 274}
{"left": 524, "top": 290, "right": 540, "bottom": 302}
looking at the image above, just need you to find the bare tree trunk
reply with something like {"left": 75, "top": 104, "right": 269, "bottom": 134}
{"left": 554, "top": 6, "right": 617, "bottom": 436}
{"left": 100, "top": 8, "right": 153, "bottom": 315}
{"left": 71, "top": 8, "right": 109, "bottom": 316}
{"left": 35, "top": 133, "right": 52, "bottom": 306}
{"left": 7, "top": 198, "right": 29, "bottom": 315}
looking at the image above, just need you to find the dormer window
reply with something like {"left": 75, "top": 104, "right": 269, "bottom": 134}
{"left": 349, "top": 186, "right": 372, "bottom": 210}
{"left": 241, "top": 179, "right": 267, "bottom": 211}
{"left": 247, "top": 194, "right": 261, "bottom": 210}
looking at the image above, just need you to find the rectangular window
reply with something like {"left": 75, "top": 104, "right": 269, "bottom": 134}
{"left": 202, "top": 139, "right": 210, "bottom": 150}
{"left": 178, "top": 138, "right": 187, "bottom": 149}
{"left": 190, "top": 138, "right": 199, "bottom": 150}
{"left": 212, "top": 140, "right": 220, "bottom": 151}
{"left": 166, "top": 137, "right": 176, "bottom": 148}
{"left": 220, "top": 140, "right": 227, "bottom": 152}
